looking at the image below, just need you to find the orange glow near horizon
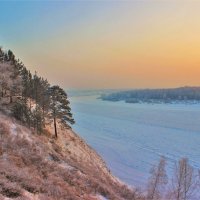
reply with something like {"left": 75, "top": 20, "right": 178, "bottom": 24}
{"left": 2, "top": 1, "right": 200, "bottom": 89}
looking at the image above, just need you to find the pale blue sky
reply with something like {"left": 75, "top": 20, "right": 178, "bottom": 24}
{"left": 1, "top": 1, "right": 200, "bottom": 89}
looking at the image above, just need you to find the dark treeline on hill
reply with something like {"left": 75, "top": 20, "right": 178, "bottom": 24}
{"left": 101, "top": 87, "right": 200, "bottom": 104}
{"left": 0, "top": 47, "right": 75, "bottom": 137}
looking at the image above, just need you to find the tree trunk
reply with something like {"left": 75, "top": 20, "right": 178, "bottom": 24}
{"left": 42, "top": 104, "right": 45, "bottom": 128}
{"left": 10, "top": 95, "right": 13, "bottom": 103}
{"left": 29, "top": 99, "right": 32, "bottom": 110}
{"left": 54, "top": 117, "right": 58, "bottom": 138}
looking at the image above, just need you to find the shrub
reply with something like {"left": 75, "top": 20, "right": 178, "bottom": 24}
{"left": 0, "top": 122, "right": 10, "bottom": 136}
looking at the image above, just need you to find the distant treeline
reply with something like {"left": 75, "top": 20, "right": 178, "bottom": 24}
{"left": 101, "top": 87, "right": 200, "bottom": 103}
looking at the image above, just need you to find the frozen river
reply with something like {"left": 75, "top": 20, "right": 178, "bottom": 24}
{"left": 69, "top": 93, "right": 200, "bottom": 187}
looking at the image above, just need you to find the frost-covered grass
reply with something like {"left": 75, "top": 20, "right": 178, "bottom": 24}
{"left": 0, "top": 112, "right": 140, "bottom": 200}
{"left": 71, "top": 94, "right": 200, "bottom": 188}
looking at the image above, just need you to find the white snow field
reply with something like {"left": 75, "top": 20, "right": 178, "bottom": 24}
{"left": 69, "top": 93, "right": 200, "bottom": 187}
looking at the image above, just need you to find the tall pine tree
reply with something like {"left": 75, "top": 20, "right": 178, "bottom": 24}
{"left": 49, "top": 85, "right": 75, "bottom": 138}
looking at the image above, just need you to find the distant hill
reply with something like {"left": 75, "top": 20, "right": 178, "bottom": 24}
{"left": 101, "top": 87, "right": 200, "bottom": 104}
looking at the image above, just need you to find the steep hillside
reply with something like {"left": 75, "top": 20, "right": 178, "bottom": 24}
{"left": 0, "top": 48, "right": 143, "bottom": 200}
{"left": 0, "top": 112, "right": 143, "bottom": 200}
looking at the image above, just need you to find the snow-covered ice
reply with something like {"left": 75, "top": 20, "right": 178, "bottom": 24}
{"left": 70, "top": 93, "right": 200, "bottom": 187}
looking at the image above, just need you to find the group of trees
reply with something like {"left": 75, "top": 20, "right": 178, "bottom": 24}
{"left": 147, "top": 157, "right": 198, "bottom": 200}
{"left": 0, "top": 49, "right": 22, "bottom": 102}
{"left": 101, "top": 87, "right": 200, "bottom": 103}
{"left": 0, "top": 47, "right": 75, "bottom": 137}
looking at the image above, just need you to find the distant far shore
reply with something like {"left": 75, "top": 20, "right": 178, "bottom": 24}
{"left": 100, "top": 86, "right": 200, "bottom": 104}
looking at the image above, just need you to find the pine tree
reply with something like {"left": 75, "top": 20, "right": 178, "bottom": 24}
{"left": 49, "top": 85, "right": 75, "bottom": 138}
{"left": 9, "top": 67, "right": 22, "bottom": 103}
{"left": 0, "top": 47, "right": 4, "bottom": 62}
{"left": 12, "top": 99, "right": 31, "bottom": 124}
{"left": 0, "top": 63, "right": 11, "bottom": 98}
{"left": 37, "top": 78, "right": 50, "bottom": 126}
{"left": 0, "top": 62, "right": 21, "bottom": 101}
{"left": 1, "top": 47, "right": 75, "bottom": 138}
{"left": 32, "top": 105, "right": 44, "bottom": 134}
{"left": 7, "top": 50, "right": 16, "bottom": 64}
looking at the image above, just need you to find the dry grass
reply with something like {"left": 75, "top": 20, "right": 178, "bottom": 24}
{"left": 0, "top": 113, "right": 144, "bottom": 200}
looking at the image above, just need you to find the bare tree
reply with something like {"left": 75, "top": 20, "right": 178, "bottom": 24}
{"left": 147, "top": 156, "right": 168, "bottom": 200}
{"left": 171, "top": 158, "right": 196, "bottom": 200}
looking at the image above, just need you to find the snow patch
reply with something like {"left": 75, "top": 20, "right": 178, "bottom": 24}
{"left": 59, "top": 162, "right": 75, "bottom": 171}
{"left": 98, "top": 195, "right": 108, "bottom": 200}
{"left": 10, "top": 123, "right": 17, "bottom": 136}
{"left": 23, "top": 191, "right": 40, "bottom": 200}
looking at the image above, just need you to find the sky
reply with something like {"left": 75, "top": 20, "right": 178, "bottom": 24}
{"left": 1, "top": 1, "right": 200, "bottom": 89}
